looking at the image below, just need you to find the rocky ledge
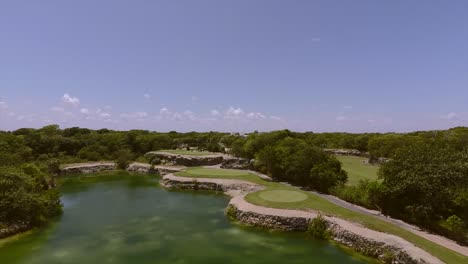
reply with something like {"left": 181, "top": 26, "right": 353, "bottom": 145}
{"left": 220, "top": 157, "right": 253, "bottom": 170}
{"left": 162, "top": 174, "right": 443, "bottom": 264}
{"left": 160, "top": 174, "right": 264, "bottom": 197}
{"left": 146, "top": 152, "right": 224, "bottom": 166}
{"left": 60, "top": 162, "right": 183, "bottom": 175}
{"left": 126, "top": 162, "right": 184, "bottom": 175}
{"left": 0, "top": 223, "right": 31, "bottom": 239}
{"left": 228, "top": 196, "right": 442, "bottom": 264}
{"left": 60, "top": 162, "right": 117, "bottom": 174}
{"left": 324, "top": 148, "right": 369, "bottom": 157}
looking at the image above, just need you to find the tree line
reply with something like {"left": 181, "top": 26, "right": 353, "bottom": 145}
{"left": 1, "top": 125, "right": 467, "bottom": 243}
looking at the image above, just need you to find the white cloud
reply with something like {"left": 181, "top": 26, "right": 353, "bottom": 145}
{"left": 247, "top": 112, "right": 266, "bottom": 120}
{"left": 224, "top": 107, "right": 244, "bottom": 119}
{"left": 336, "top": 116, "right": 347, "bottom": 121}
{"left": 62, "top": 93, "right": 80, "bottom": 106}
{"left": 191, "top": 96, "right": 198, "bottom": 102}
{"left": 270, "top": 115, "right": 282, "bottom": 121}
{"left": 144, "top": 93, "right": 151, "bottom": 99}
{"left": 160, "top": 107, "right": 170, "bottom": 115}
{"left": 446, "top": 112, "right": 457, "bottom": 120}
{"left": 96, "top": 108, "right": 111, "bottom": 118}
{"left": 120, "top": 112, "right": 148, "bottom": 122}
{"left": 80, "top": 108, "right": 90, "bottom": 114}
{"left": 343, "top": 105, "right": 353, "bottom": 110}
{"left": 211, "top": 109, "right": 220, "bottom": 116}
{"left": 172, "top": 112, "right": 183, "bottom": 121}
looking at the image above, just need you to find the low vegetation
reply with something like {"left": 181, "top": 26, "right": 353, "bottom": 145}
{"left": 0, "top": 165, "right": 62, "bottom": 229}
{"left": 307, "top": 214, "right": 329, "bottom": 239}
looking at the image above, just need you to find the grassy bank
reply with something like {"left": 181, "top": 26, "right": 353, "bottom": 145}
{"left": 175, "top": 167, "right": 467, "bottom": 264}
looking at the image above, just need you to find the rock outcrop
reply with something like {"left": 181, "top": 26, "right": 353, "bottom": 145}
{"left": 324, "top": 149, "right": 369, "bottom": 157}
{"left": 60, "top": 162, "right": 183, "bottom": 175}
{"left": 126, "top": 162, "right": 184, "bottom": 175}
{"left": 0, "top": 223, "right": 31, "bottom": 239}
{"left": 368, "top": 156, "right": 390, "bottom": 165}
{"left": 146, "top": 152, "right": 224, "bottom": 166}
{"left": 160, "top": 174, "right": 264, "bottom": 196}
{"left": 220, "top": 157, "right": 253, "bottom": 170}
{"left": 60, "top": 162, "right": 117, "bottom": 174}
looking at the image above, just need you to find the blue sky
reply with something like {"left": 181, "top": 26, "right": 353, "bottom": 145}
{"left": 0, "top": 0, "right": 467, "bottom": 132}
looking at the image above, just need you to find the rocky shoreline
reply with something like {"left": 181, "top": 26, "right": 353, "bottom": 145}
{"left": 0, "top": 223, "right": 31, "bottom": 240}
{"left": 59, "top": 162, "right": 184, "bottom": 176}
{"left": 161, "top": 174, "right": 443, "bottom": 264}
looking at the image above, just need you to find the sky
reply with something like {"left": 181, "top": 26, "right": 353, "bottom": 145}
{"left": 0, "top": 0, "right": 467, "bottom": 132}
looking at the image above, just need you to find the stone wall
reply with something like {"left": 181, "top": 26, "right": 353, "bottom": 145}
{"left": 160, "top": 174, "right": 264, "bottom": 197}
{"left": 220, "top": 157, "right": 253, "bottom": 170}
{"left": 324, "top": 149, "right": 369, "bottom": 157}
{"left": 228, "top": 200, "right": 443, "bottom": 264}
{"left": 126, "top": 163, "right": 183, "bottom": 175}
{"left": 146, "top": 152, "right": 224, "bottom": 166}
{"left": 60, "top": 162, "right": 117, "bottom": 174}
{"left": 0, "top": 223, "right": 31, "bottom": 239}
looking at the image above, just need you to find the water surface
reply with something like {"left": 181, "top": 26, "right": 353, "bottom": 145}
{"left": 0, "top": 172, "right": 369, "bottom": 264}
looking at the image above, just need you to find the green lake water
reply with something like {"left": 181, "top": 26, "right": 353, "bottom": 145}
{"left": 0, "top": 172, "right": 369, "bottom": 264}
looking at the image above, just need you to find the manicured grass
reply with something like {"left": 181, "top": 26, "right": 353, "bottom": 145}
{"left": 258, "top": 190, "right": 308, "bottom": 202}
{"left": 156, "top": 149, "right": 216, "bottom": 156}
{"left": 175, "top": 167, "right": 468, "bottom": 264}
{"left": 335, "top": 155, "right": 379, "bottom": 185}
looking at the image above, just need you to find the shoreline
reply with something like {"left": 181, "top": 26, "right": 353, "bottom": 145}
{"left": 161, "top": 173, "right": 444, "bottom": 264}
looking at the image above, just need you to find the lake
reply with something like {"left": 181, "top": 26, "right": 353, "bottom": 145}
{"left": 0, "top": 172, "right": 368, "bottom": 264}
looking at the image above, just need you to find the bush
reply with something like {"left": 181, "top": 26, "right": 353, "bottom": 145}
{"left": 331, "top": 179, "right": 384, "bottom": 210}
{"left": 114, "top": 149, "right": 133, "bottom": 169}
{"left": 309, "top": 157, "right": 347, "bottom": 193}
{"left": 225, "top": 205, "right": 237, "bottom": 220}
{"left": 0, "top": 166, "right": 62, "bottom": 226}
{"left": 306, "top": 214, "right": 329, "bottom": 239}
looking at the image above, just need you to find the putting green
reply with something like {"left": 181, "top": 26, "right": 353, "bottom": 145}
{"left": 185, "top": 168, "right": 248, "bottom": 177}
{"left": 258, "top": 190, "right": 308, "bottom": 203}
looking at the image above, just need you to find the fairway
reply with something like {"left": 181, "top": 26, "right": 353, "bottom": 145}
{"left": 335, "top": 156, "right": 379, "bottom": 185}
{"left": 258, "top": 190, "right": 308, "bottom": 203}
{"left": 156, "top": 149, "right": 216, "bottom": 156}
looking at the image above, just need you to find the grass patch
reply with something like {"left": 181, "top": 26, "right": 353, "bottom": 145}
{"left": 156, "top": 149, "right": 216, "bottom": 156}
{"left": 175, "top": 167, "right": 468, "bottom": 264}
{"left": 335, "top": 156, "right": 379, "bottom": 185}
{"left": 258, "top": 190, "right": 308, "bottom": 203}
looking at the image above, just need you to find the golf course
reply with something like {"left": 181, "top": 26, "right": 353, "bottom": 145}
{"left": 174, "top": 167, "right": 468, "bottom": 264}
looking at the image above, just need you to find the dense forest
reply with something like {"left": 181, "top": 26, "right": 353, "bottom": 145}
{"left": 1, "top": 125, "right": 467, "bottom": 243}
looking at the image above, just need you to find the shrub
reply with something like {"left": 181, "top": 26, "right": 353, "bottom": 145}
{"left": 225, "top": 205, "right": 237, "bottom": 220}
{"left": 115, "top": 149, "right": 133, "bottom": 169}
{"left": 309, "top": 157, "right": 348, "bottom": 193}
{"left": 306, "top": 214, "right": 329, "bottom": 239}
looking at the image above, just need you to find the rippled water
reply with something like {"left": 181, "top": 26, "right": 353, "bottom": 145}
{"left": 0, "top": 172, "right": 369, "bottom": 264}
